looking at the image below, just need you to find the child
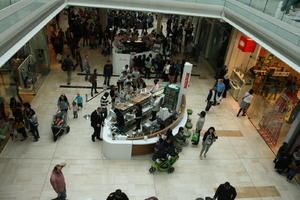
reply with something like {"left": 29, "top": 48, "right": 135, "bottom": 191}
{"left": 72, "top": 101, "right": 78, "bottom": 119}
{"left": 192, "top": 111, "right": 206, "bottom": 145}
{"left": 75, "top": 93, "right": 83, "bottom": 109}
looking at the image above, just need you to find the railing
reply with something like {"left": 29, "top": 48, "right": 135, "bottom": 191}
{"left": 0, "top": 0, "right": 22, "bottom": 10}
{"left": 236, "top": 0, "right": 300, "bottom": 28}
{"left": 225, "top": 1, "right": 300, "bottom": 47}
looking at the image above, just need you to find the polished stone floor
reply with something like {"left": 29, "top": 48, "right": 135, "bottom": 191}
{"left": 1, "top": 48, "right": 300, "bottom": 200}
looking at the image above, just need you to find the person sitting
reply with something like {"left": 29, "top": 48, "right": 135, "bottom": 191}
{"left": 106, "top": 189, "right": 129, "bottom": 200}
{"left": 155, "top": 137, "right": 164, "bottom": 152}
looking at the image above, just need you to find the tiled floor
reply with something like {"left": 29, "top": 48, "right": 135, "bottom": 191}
{"left": 1, "top": 13, "right": 300, "bottom": 200}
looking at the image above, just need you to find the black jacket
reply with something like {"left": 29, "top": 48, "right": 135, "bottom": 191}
{"left": 207, "top": 89, "right": 217, "bottom": 102}
{"left": 214, "top": 184, "right": 237, "bottom": 200}
{"left": 103, "top": 64, "right": 113, "bottom": 76}
{"left": 90, "top": 110, "right": 104, "bottom": 128}
{"left": 106, "top": 191, "right": 129, "bottom": 200}
{"left": 62, "top": 58, "right": 74, "bottom": 71}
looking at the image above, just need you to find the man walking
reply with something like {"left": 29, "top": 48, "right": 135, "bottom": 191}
{"left": 214, "top": 182, "right": 237, "bottom": 200}
{"left": 89, "top": 69, "right": 98, "bottom": 97}
{"left": 90, "top": 107, "right": 104, "bottom": 142}
{"left": 50, "top": 163, "right": 67, "bottom": 200}
{"left": 103, "top": 60, "right": 113, "bottom": 87}
{"left": 205, "top": 86, "right": 217, "bottom": 112}
{"left": 62, "top": 55, "right": 74, "bottom": 85}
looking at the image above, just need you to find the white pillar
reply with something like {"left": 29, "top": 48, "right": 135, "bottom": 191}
{"left": 176, "top": 62, "right": 193, "bottom": 111}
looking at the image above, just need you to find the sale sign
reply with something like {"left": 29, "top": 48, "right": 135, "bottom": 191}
{"left": 184, "top": 73, "right": 190, "bottom": 88}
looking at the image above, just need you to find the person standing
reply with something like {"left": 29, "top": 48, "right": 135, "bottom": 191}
{"left": 134, "top": 104, "right": 143, "bottom": 131}
{"left": 100, "top": 92, "right": 110, "bottom": 119}
{"left": 200, "top": 127, "right": 217, "bottom": 159}
{"left": 106, "top": 189, "right": 129, "bottom": 200}
{"left": 75, "top": 93, "right": 83, "bottom": 109}
{"left": 89, "top": 69, "right": 98, "bottom": 97}
{"left": 50, "top": 163, "right": 67, "bottom": 200}
{"left": 103, "top": 60, "right": 113, "bottom": 87}
{"left": 217, "top": 79, "right": 225, "bottom": 99}
{"left": 192, "top": 111, "right": 206, "bottom": 145}
{"left": 110, "top": 85, "right": 118, "bottom": 108}
{"left": 150, "top": 79, "right": 160, "bottom": 92}
{"left": 237, "top": 89, "right": 254, "bottom": 117}
{"left": 90, "top": 107, "right": 104, "bottom": 142}
{"left": 150, "top": 95, "right": 161, "bottom": 121}
{"left": 62, "top": 55, "right": 74, "bottom": 85}
{"left": 205, "top": 86, "right": 217, "bottom": 112}
{"left": 82, "top": 55, "right": 91, "bottom": 80}
{"left": 213, "top": 182, "right": 237, "bottom": 200}
{"left": 117, "top": 71, "right": 127, "bottom": 92}
{"left": 28, "top": 109, "right": 39, "bottom": 142}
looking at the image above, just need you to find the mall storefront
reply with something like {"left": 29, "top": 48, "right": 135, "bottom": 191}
{"left": 0, "top": 28, "right": 50, "bottom": 116}
{"left": 225, "top": 29, "right": 300, "bottom": 153}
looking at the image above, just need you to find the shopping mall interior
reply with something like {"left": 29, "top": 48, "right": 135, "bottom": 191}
{"left": 0, "top": 1, "right": 300, "bottom": 200}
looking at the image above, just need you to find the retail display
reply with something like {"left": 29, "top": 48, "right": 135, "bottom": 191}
{"left": 164, "top": 84, "right": 180, "bottom": 110}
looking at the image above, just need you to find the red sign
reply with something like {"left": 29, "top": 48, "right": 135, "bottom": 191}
{"left": 184, "top": 73, "right": 190, "bottom": 88}
{"left": 238, "top": 36, "right": 256, "bottom": 52}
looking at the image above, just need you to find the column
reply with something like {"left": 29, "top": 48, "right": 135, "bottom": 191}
{"left": 204, "top": 22, "right": 215, "bottom": 59}
{"left": 99, "top": 8, "right": 107, "bottom": 30}
{"left": 176, "top": 62, "right": 192, "bottom": 111}
{"left": 156, "top": 13, "right": 163, "bottom": 34}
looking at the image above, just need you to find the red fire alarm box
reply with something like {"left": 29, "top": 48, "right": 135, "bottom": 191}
{"left": 238, "top": 36, "right": 256, "bottom": 52}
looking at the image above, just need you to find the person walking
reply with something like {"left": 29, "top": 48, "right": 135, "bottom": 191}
{"left": 213, "top": 182, "right": 237, "bottom": 200}
{"left": 216, "top": 79, "right": 225, "bottom": 104}
{"left": 192, "top": 111, "right": 206, "bottom": 145}
{"left": 237, "top": 89, "right": 254, "bottom": 117}
{"left": 75, "top": 93, "right": 83, "bottom": 109}
{"left": 205, "top": 86, "right": 217, "bottom": 112}
{"left": 28, "top": 109, "right": 39, "bottom": 142}
{"left": 103, "top": 60, "right": 113, "bottom": 87}
{"left": 62, "top": 55, "right": 74, "bottom": 85}
{"left": 82, "top": 55, "right": 91, "bottom": 80}
{"left": 90, "top": 107, "right": 104, "bottom": 142}
{"left": 50, "top": 163, "right": 67, "bottom": 200}
{"left": 200, "top": 127, "right": 217, "bottom": 159}
{"left": 89, "top": 69, "right": 98, "bottom": 97}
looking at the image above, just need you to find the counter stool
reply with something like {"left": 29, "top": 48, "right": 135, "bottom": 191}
{"left": 184, "top": 108, "right": 193, "bottom": 138}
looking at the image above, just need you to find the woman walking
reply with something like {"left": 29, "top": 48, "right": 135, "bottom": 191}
{"left": 200, "top": 127, "right": 218, "bottom": 159}
{"left": 237, "top": 89, "right": 254, "bottom": 117}
{"left": 192, "top": 111, "right": 206, "bottom": 145}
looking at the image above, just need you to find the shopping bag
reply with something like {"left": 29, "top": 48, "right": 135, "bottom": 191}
{"left": 191, "top": 132, "right": 200, "bottom": 143}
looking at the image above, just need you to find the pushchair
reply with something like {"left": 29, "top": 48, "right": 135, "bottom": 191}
{"left": 149, "top": 148, "right": 179, "bottom": 174}
{"left": 51, "top": 110, "right": 70, "bottom": 141}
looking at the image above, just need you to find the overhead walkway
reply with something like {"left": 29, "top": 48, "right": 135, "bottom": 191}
{"left": 0, "top": 0, "right": 299, "bottom": 72}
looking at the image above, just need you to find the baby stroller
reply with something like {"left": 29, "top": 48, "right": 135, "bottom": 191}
{"left": 51, "top": 110, "right": 70, "bottom": 141}
{"left": 149, "top": 147, "right": 179, "bottom": 174}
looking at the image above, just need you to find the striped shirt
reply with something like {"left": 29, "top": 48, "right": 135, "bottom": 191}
{"left": 100, "top": 96, "right": 109, "bottom": 109}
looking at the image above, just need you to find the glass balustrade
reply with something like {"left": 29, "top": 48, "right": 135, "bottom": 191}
{"left": 0, "top": 0, "right": 22, "bottom": 11}
{"left": 236, "top": 0, "right": 300, "bottom": 28}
